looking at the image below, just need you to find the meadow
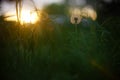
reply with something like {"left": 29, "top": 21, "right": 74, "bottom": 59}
{"left": 0, "top": 12, "right": 120, "bottom": 80}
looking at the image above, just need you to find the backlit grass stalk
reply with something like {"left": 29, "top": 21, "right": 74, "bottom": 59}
{"left": 30, "top": 0, "right": 40, "bottom": 19}
{"left": 16, "top": 0, "right": 22, "bottom": 24}
{"left": 15, "top": 0, "right": 23, "bottom": 56}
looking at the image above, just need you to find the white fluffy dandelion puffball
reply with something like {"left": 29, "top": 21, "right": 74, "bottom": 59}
{"left": 70, "top": 15, "right": 82, "bottom": 24}
{"left": 72, "top": 8, "right": 81, "bottom": 16}
{"left": 70, "top": 8, "right": 82, "bottom": 24}
{"left": 81, "top": 7, "right": 97, "bottom": 20}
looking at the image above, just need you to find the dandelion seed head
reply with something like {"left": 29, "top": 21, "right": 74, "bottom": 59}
{"left": 72, "top": 8, "right": 81, "bottom": 16}
{"left": 70, "top": 8, "right": 82, "bottom": 24}
{"left": 70, "top": 14, "right": 82, "bottom": 24}
{"left": 81, "top": 6, "right": 97, "bottom": 20}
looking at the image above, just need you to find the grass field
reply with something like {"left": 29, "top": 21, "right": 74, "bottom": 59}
{"left": 0, "top": 15, "right": 120, "bottom": 80}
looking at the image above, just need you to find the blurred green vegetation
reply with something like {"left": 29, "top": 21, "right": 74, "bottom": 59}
{"left": 43, "top": 4, "right": 67, "bottom": 15}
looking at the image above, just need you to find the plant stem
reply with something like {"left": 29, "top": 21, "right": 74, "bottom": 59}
{"left": 75, "top": 24, "right": 77, "bottom": 34}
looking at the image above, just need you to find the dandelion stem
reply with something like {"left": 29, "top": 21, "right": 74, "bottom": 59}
{"left": 75, "top": 24, "right": 78, "bottom": 34}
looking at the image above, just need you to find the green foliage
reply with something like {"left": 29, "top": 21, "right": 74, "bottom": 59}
{"left": 43, "top": 4, "right": 67, "bottom": 15}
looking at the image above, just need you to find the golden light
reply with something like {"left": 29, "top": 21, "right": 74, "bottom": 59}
{"left": 4, "top": 10, "right": 39, "bottom": 24}
{"left": 20, "top": 10, "right": 39, "bottom": 24}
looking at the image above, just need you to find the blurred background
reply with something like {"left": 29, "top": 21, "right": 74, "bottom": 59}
{"left": 0, "top": 0, "right": 120, "bottom": 80}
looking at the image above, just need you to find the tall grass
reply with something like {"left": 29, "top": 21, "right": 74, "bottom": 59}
{"left": 0, "top": 17, "right": 114, "bottom": 80}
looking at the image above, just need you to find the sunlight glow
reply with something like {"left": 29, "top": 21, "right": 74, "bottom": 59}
{"left": 20, "top": 10, "right": 39, "bottom": 24}
{"left": 4, "top": 10, "right": 39, "bottom": 24}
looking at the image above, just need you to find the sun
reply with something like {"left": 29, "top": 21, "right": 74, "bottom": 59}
{"left": 4, "top": 10, "right": 39, "bottom": 24}
{"left": 20, "top": 10, "right": 39, "bottom": 24}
